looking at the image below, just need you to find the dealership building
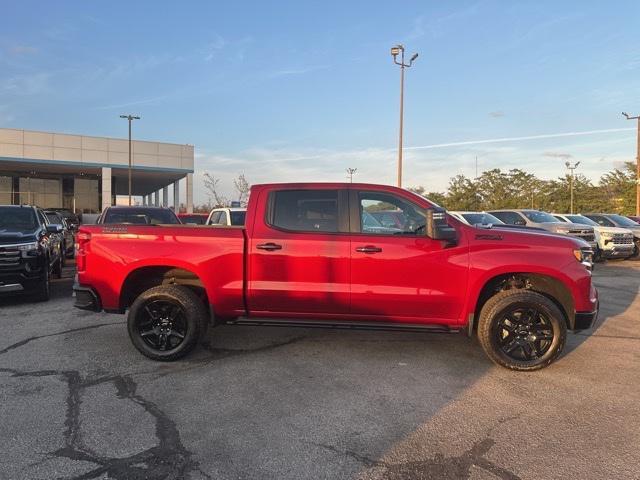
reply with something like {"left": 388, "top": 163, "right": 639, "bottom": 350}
{"left": 0, "top": 128, "right": 194, "bottom": 214}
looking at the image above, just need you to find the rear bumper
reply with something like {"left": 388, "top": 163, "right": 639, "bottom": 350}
{"left": 73, "top": 277, "right": 101, "bottom": 311}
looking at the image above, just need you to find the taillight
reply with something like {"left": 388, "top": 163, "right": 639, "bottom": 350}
{"left": 75, "top": 231, "right": 91, "bottom": 271}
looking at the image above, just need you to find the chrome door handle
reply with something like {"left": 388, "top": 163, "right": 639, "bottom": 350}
{"left": 355, "top": 245, "right": 382, "bottom": 253}
{"left": 256, "top": 242, "right": 282, "bottom": 251}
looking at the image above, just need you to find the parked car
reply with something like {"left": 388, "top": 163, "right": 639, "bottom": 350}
{"left": 206, "top": 207, "right": 246, "bottom": 226}
{"left": 552, "top": 213, "right": 635, "bottom": 261}
{"left": 0, "top": 205, "right": 64, "bottom": 301}
{"left": 488, "top": 209, "right": 597, "bottom": 250}
{"left": 177, "top": 213, "right": 209, "bottom": 225}
{"left": 449, "top": 211, "right": 505, "bottom": 226}
{"left": 74, "top": 183, "right": 598, "bottom": 371}
{"left": 97, "top": 206, "right": 181, "bottom": 225}
{"left": 44, "top": 210, "right": 75, "bottom": 258}
{"left": 583, "top": 214, "right": 640, "bottom": 258}
{"left": 48, "top": 208, "right": 80, "bottom": 228}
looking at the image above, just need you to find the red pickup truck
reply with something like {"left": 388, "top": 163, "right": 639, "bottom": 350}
{"left": 74, "top": 183, "right": 598, "bottom": 371}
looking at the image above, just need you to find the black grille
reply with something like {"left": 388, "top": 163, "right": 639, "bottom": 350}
{"left": 0, "top": 247, "right": 21, "bottom": 268}
{"left": 612, "top": 234, "right": 634, "bottom": 245}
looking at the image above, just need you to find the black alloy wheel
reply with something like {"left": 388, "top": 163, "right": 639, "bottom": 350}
{"left": 477, "top": 289, "right": 567, "bottom": 371}
{"left": 136, "top": 299, "right": 188, "bottom": 352}
{"left": 494, "top": 307, "right": 554, "bottom": 362}
{"left": 127, "top": 284, "right": 208, "bottom": 361}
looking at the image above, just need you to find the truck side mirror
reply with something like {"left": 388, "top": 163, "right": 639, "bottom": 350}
{"left": 426, "top": 208, "right": 457, "bottom": 244}
{"left": 46, "top": 224, "right": 64, "bottom": 234}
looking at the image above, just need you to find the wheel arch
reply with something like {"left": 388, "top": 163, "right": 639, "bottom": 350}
{"left": 471, "top": 272, "right": 576, "bottom": 331}
{"left": 119, "top": 265, "right": 212, "bottom": 319}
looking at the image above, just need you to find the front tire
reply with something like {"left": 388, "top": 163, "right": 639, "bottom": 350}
{"left": 477, "top": 290, "right": 567, "bottom": 371}
{"left": 127, "top": 284, "right": 208, "bottom": 361}
{"left": 34, "top": 268, "right": 51, "bottom": 302}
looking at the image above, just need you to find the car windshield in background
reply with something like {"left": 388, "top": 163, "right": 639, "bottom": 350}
{"left": 0, "top": 207, "right": 37, "bottom": 232}
{"left": 104, "top": 209, "right": 180, "bottom": 225}
{"left": 230, "top": 211, "right": 246, "bottom": 225}
{"left": 566, "top": 215, "right": 598, "bottom": 227}
{"left": 180, "top": 215, "right": 207, "bottom": 225}
{"left": 522, "top": 211, "right": 559, "bottom": 223}
{"left": 462, "top": 213, "right": 504, "bottom": 225}
{"left": 45, "top": 213, "right": 64, "bottom": 224}
{"left": 608, "top": 214, "right": 639, "bottom": 227}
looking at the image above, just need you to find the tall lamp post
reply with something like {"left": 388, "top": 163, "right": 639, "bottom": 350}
{"left": 622, "top": 112, "right": 640, "bottom": 216}
{"left": 390, "top": 44, "right": 418, "bottom": 188}
{"left": 565, "top": 161, "right": 580, "bottom": 214}
{"left": 120, "top": 114, "right": 141, "bottom": 205}
{"left": 346, "top": 167, "right": 357, "bottom": 183}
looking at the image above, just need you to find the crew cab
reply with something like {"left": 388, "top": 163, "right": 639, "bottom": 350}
{"left": 74, "top": 183, "right": 598, "bottom": 371}
{"left": 0, "top": 205, "right": 64, "bottom": 301}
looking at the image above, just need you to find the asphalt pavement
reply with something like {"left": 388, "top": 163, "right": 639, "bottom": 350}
{"left": 1, "top": 261, "right": 638, "bottom": 479}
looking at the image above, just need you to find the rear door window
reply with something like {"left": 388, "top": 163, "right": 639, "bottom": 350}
{"left": 269, "top": 190, "right": 340, "bottom": 233}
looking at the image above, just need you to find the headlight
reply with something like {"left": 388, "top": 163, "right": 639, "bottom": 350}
{"left": 17, "top": 242, "right": 39, "bottom": 257}
{"left": 573, "top": 248, "right": 593, "bottom": 271}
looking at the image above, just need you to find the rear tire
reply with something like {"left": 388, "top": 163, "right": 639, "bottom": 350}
{"left": 127, "top": 284, "right": 207, "bottom": 361}
{"left": 477, "top": 290, "right": 567, "bottom": 371}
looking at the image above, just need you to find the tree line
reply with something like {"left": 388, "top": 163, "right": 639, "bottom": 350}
{"left": 409, "top": 161, "right": 637, "bottom": 214}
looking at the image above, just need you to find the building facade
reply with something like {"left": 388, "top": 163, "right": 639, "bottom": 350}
{"left": 0, "top": 128, "right": 194, "bottom": 213}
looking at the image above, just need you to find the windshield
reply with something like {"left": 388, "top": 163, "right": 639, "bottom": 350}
{"left": 522, "top": 211, "right": 559, "bottom": 223}
{"left": 179, "top": 215, "right": 207, "bottom": 225}
{"left": 608, "top": 214, "right": 639, "bottom": 227}
{"left": 565, "top": 215, "right": 598, "bottom": 227}
{"left": 462, "top": 213, "right": 504, "bottom": 225}
{"left": 103, "top": 208, "right": 180, "bottom": 225}
{"left": 0, "top": 207, "right": 38, "bottom": 232}
{"left": 45, "top": 212, "right": 64, "bottom": 225}
{"left": 230, "top": 211, "right": 246, "bottom": 225}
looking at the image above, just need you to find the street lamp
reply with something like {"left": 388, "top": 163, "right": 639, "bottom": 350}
{"left": 346, "top": 167, "right": 357, "bottom": 183}
{"left": 565, "top": 160, "right": 580, "bottom": 214}
{"left": 390, "top": 44, "right": 418, "bottom": 187}
{"left": 120, "top": 114, "right": 141, "bottom": 205}
{"left": 622, "top": 112, "right": 640, "bottom": 216}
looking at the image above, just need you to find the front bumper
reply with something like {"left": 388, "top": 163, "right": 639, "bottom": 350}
{"left": 600, "top": 244, "right": 635, "bottom": 258}
{"left": 0, "top": 272, "right": 45, "bottom": 296}
{"left": 73, "top": 277, "right": 101, "bottom": 311}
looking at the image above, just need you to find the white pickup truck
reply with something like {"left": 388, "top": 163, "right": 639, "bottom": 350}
{"left": 205, "top": 207, "right": 246, "bottom": 226}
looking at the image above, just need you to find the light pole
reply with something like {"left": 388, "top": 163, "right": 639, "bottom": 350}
{"left": 346, "top": 167, "right": 357, "bottom": 183}
{"left": 622, "top": 112, "right": 640, "bottom": 216}
{"left": 120, "top": 114, "right": 141, "bottom": 205}
{"left": 390, "top": 44, "right": 418, "bottom": 188}
{"left": 565, "top": 161, "right": 580, "bottom": 214}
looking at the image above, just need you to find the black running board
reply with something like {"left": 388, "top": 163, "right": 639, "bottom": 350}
{"left": 226, "top": 318, "right": 459, "bottom": 334}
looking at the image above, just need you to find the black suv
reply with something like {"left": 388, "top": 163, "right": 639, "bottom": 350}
{"left": 0, "top": 205, "right": 65, "bottom": 301}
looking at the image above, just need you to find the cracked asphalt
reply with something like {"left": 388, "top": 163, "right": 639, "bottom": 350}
{"left": 1, "top": 261, "right": 639, "bottom": 479}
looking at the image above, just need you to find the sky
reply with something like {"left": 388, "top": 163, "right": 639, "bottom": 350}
{"left": 1, "top": 0, "right": 639, "bottom": 204}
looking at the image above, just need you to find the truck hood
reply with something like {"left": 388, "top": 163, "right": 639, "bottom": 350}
{"left": 489, "top": 224, "right": 589, "bottom": 248}
{"left": 544, "top": 223, "right": 594, "bottom": 234}
{"left": 0, "top": 230, "right": 38, "bottom": 246}
{"left": 595, "top": 226, "right": 633, "bottom": 235}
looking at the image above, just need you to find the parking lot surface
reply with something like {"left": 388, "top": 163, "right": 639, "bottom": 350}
{"left": 1, "top": 261, "right": 639, "bottom": 480}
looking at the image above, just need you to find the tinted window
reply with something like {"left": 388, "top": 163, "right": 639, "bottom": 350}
{"left": 270, "top": 190, "right": 339, "bottom": 232}
{"left": 103, "top": 208, "right": 180, "bottom": 225}
{"left": 491, "top": 211, "right": 525, "bottom": 225}
{"left": 230, "top": 211, "right": 246, "bottom": 225}
{"left": 566, "top": 215, "right": 598, "bottom": 226}
{"left": 0, "top": 207, "right": 38, "bottom": 232}
{"left": 585, "top": 215, "right": 614, "bottom": 227}
{"left": 553, "top": 215, "right": 567, "bottom": 222}
{"left": 208, "top": 211, "right": 222, "bottom": 224}
{"left": 180, "top": 215, "right": 207, "bottom": 224}
{"left": 522, "top": 211, "right": 559, "bottom": 223}
{"left": 359, "top": 192, "right": 425, "bottom": 235}
{"left": 45, "top": 212, "right": 64, "bottom": 224}
{"left": 608, "top": 214, "right": 639, "bottom": 227}
{"left": 462, "top": 213, "right": 504, "bottom": 225}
